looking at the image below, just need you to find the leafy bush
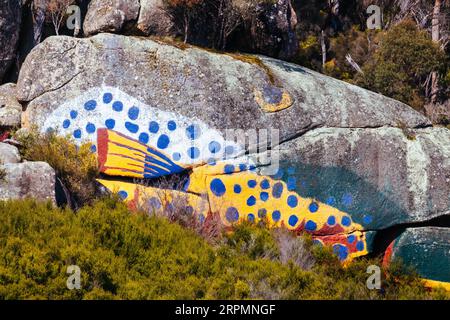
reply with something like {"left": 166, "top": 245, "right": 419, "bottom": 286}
{"left": 15, "top": 128, "right": 98, "bottom": 208}
{"left": 0, "top": 199, "right": 448, "bottom": 300}
{"left": 355, "top": 20, "right": 446, "bottom": 111}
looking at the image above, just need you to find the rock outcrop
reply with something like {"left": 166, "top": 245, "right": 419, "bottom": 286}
{"left": 0, "top": 142, "right": 21, "bottom": 164}
{"left": 0, "top": 0, "right": 22, "bottom": 82}
{"left": 0, "top": 161, "right": 56, "bottom": 203}
{"left": 83, "top": 0, "right": 140, "bottom": 36}
{"left": 13, "top": 33, "right": 450, "bottom": 285}
{"left": 0, "top": 83, "right": 22, "bottom": 128}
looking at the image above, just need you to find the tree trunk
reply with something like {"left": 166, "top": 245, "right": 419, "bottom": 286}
{"left": 321, "top": 30, "right": 326, "bottom": 70}
{"left": 430, "top": 0, "right": 442, "bottom": 103}
{"left": 184, "top": 13, "right": 189, "bottom": 43}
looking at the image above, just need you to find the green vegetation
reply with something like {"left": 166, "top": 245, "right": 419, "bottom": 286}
{"left": 354, "top": 21, "right": 446, "bottom": 111}
{"left": 0, "top": 198, "right": 448, "bottom": 300}
{"left": 15, "top": 129, "right": 98, "bottom": 208}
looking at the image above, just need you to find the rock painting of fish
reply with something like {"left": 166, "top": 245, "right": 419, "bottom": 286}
{"left": 44, "top": 86, "right": 371, "bottom": 261}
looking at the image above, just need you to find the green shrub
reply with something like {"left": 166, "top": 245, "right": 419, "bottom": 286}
{"left": 15, "top": 128, "right": 98, "bottom": 207}
{"left": 355, "top": 20, "right": 446, "bottom": 111}
{"left": 0, "top": 199, "right": 448, "bottom": 300}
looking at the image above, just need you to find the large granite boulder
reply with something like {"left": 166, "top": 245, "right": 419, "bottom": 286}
{"left": 0, "top": 0, "right": 22, "bottom": 83}
{"left": 83, "top": 0, "right": 140, "bottom": 36}
{"left": 0, "top": 142, "right": 20, "bottom": 164}
{"left": 384, "top": 227, "right": 450, "bottom": 289}
{"left": 14, "top": 33, "right": 450, "bottom": 284}
{"left": 16, "top": 34, "right": 430, "bottom": 136}
{"left": 0, "top": 83, "right": 21, "bottom": 128}
{"left": 0, "top": 161, "right": 56, "bottom": 203}
{"left": 137, "top": 0, "right": 172, "bottom": 36}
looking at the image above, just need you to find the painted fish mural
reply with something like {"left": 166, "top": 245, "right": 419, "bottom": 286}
{"left": 43, "top": 86, "right": 449, "bottom": 288}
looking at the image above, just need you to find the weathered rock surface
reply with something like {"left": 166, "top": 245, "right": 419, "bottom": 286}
{"left": 13, "top": 33, "right": 450, "bottom": 284}
{"left": 0, "top": 142, "right": 20, "bottom": 164}
{"left": 385, "top": 227, "right": 450, "bottom": 285}
{"left": 83, "top": 0, "right": 140, "bottom": 36}
{"left": 0, "top": 161, "right": 56, "bottom": 203}
{"left": 0, "top": 83, "right": 21, "bottom": 127}
{"left": 268, "top": 127, "right": 450, "bottom": 231}
{"left": 137, "top": 0, "right": 172, "bottom": 36}
{"left": 0, "top": 0, "right": 22, "bottom": 82}
{"left": 16, "top": 34, "right": 430, "bottom": 139}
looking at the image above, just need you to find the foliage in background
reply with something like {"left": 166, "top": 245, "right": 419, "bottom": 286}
{"left": 15, "top": 128, "right": 98, "bottom": 208}
{"left": 0, "top": 198, "right": 448, "bottom": 300}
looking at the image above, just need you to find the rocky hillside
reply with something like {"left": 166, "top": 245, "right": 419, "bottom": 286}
{"left": 0, "top": 0, "right": 449, "bottom": 292}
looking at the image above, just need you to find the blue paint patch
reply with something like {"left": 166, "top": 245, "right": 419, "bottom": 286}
{"left": 157, "top": 134, "right": 170, "bottom": 149}
{"left": 287, "top": 177, "right": 296, "bottom": 191}
{"left": 260, "top": 192, "right": 269, "bottom": 202}
{"left": 326, "top": 196, "right": 336, "bottom": 205}
{"left": 112, "top": 101, "right": 123, "bottom": 112}
{"left": 333, "top": 244, "right": 349, "bottom": 261}
{"left": 272, "top": 210, "right": 281, "bottom": 222}
{"left": 273, "top": 168, "right": 283, "bottom": 179}
{"left": 209, "top": 141, "right": 221, "bottom": 154}
{"left": 167, "top": 120, "right": 177, "bottom": 131}
{"left": 305, "top": 220, "right": 317, "bottom": 231}
{"left": 363, "top": 215, "right": 373, "bottom": 224}
{"left": 210, "top": 178, "right": 226, "bottom": 197}
{"left": 260, "top": 179, "right": 270, "bottom": 189}
{"left": 139, "top": 132, "right": 149, "bottom": 144}
{"left": 70, "top": 110, "right": 78, "bottom": 119}
{"left": 287, "top": 195, "right": 298, "bottom": 208}
{"left": 239, "top": 164, "right": 247, "bottom": 171}
{"left": 341, "top": 216, "right": 352, "bottom": 227}
{"left": 103, "top": 93, "right": 113, "bottom": 104}
{"left": 128, "top": 106, "right": 140, "bottom": 120}
{"left": 149, "top": 121, "right": 159, "bottom": 133}
{"left": 347, "top": 235, "right": 355, "bottom": 244}
{"left": 248, "top": 213, "right": 255, "bottom": 222}
{"left": 187, "top": 147, "right": 200, "bottom": 159}
{"left": 63, "top": 119, "right": 71, "bottom": 129}
{"left": 207, "top": 158, "right": 216, "bottom": 165}
{"left": 172, "top": 152, "right": 181, "bottom": 161}
{"left": 90, "top": 145, "right": 97, "bottom": 153}
{"left": 84, "top": 100, "right": 97, "bottom": 111}
{"left": 247, "top": 196, "right": 256, "bottom": 206}
{"left": 356, "top": 241, "right": 365, "bottom": 251}
{"left": 73, "top": 129, "right": 82, "bottom": 139}
{"left": 224, "top": 145, "right": 234, "bottom": 156}
{"left": 226, "top": 207, "right": 239, "bottom": 223}
{"left": 287, "top": 167, "right": 295, "bottom": 175}
{"left": 224, "top": 164, "right": 234, "bottom": 174}
{"left": 272, "top": 182, "right": 283, "bottom": 199}
{"left": 288, "top": 215, "right": 299, "bottom": 227}
{"left": 309, "top": 202, "right": 319, "bottom": 213}
{"left": 125, "top": 122, "right": 139, "bottom": 133}
{"left": 247, "top": 180, "right": 257, "bottom": 188}
{"left": 86, "top": 122, "right": 96, "bottom": 134}
{"left": 186, "top": 124, "right": 201, "bottom": 140}
{"left": 233, "top": 184, "right": 241, "bottom": 194}
{"left": 105, "top": 119, "right": 115, "bottom": 129}
{"left": 327, "top": 216, "right": 336, "bottom": 226}
{"left": 342, "top": 193, "right": 353, "bottom": 206}
{"left": 118, "top": 190, "right": 128, "bottom": 200}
